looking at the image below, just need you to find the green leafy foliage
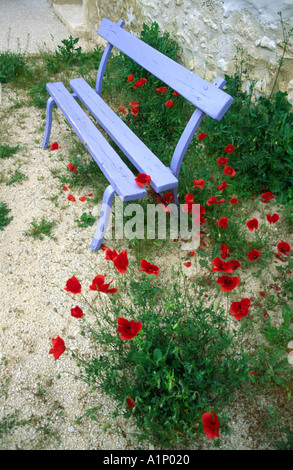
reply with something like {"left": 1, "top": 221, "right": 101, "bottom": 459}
{"left": 0, "top": 51, "right": 26, "bottom": 83}
{"left": 74, "top": 274, "right": 250, "bottom": 447}
{"left": 0, "top": 144, "right": 19, "bottom": 159}
{"left": 0, "top": 202, "right": 13, "bottom": 230}
{"left": 194, "top": 74, "right": 293, "bottom": 203}
{"left": 74, "top": 212, "right": 97, "bottom": 227}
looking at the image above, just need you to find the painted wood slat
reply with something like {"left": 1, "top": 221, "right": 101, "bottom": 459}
{"left": 70, "top": 77, "right": 178, "bottom": 193}
{"left": 98, "top": 18, "right": 233, "bottom": 121}
{"left": 46, "top": 82, "right": 147, "bottom": 201}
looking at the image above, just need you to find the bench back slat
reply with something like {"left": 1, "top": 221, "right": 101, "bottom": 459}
{"left": 98, "top": 18, "right": 233, "bottom": 121}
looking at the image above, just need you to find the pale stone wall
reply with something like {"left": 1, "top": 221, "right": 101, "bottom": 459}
{"left": 54, "top": 0, "right": 293, "bottom": 100}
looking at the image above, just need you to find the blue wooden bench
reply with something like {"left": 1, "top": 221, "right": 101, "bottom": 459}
{"left": 42, "top": 18, "right": 233, "bottom": 251}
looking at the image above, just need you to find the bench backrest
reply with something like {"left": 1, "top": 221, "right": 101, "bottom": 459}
{"left": 95, "top": 18, "right": 233, "bottom": 183}
{"left": 97, "top": 18, "right": 233, "bottom": 121}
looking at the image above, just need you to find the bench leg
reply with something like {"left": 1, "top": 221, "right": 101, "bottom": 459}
{"left": 42, "top": 97, "right": 55, "bottom": 149}
{"left": 170, "top": 187, "right": 180, "bottom": 217}
{"left": 90, "top": 185, "right": 116, "bottom": 251}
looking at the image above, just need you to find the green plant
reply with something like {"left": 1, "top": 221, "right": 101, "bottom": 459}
{"left": 0, "top": 144, "right": 19, "bottom": 159}
{"left": 5, "top": 167, "right": 28, "bottom": 186}
{"left": 24, "top": 217, "right": 57, "bottom": 241}
{"left": 0, "top": 51, "right": 26, "bottom": 83}
{"left": 56, "top": 36, "right": 85, "bottom": 65}
{"left": 0, "top": 202, "right": 13, "bottom": 230}
{"left": 269, "top": 11, "right": 293, "bottom": 99}
{"left": 28, "top": 82, "right": 49, "bottom": 109}
{"left": 74, "top": 212, "right": 97, "bottom": 227}
{"left": 264, "top": 397, "right": 293, "bottom": 450}
{"left": 191, "top": 67, "right": 293, "bottom": 203}
{"left": 73, "top": 272, "right": 251, "bottom": 448}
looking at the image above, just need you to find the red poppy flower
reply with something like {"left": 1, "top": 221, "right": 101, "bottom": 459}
{"left": 49, "top": 336, "right": 65, "bottom": 360}
{"left": 224, "top": 144, "right": 235, "bottom": 154}
{"left": 161, "top": 204, "right": 171, "bottom": 213}
{"left": 105, "top": 248, "right": 118, "bottom": 260}
{"left": 155, "top": 86, "right": 168, "bottom": 93}
{"left": 165, "top": 100, "right": 173, "bottom": 108}
{"left": 162, "top": 191, "right": 174, "bottom": 203}
{"left": 220, "top": 243, "right": 230, "bottom": 260}
{"left": 139, "top": 259, "right": 159, "bottom": 276}
{"left": 70, "top": 306, "right": 84, "bottom": 318}
{"left": 127, "top": 74, "right": 134, "bottom": 82}
{"left": 51, "top": 142, "right": 61, "bottom": 151}
{"left": 131, "top": 106, "right": 139, "bottom": 116}
{"left": 212, "top": 257, "right": 234, "bottom": 273}
{"left": 247, "top": 249, "right": 261, "bottom": 261}
{"left": 62, "top": 186, "right": 68, "bottom": 191}
{"left": 67, "top": 194, "right": 76, "bottom": 202}
{"left": 133, "top": 78, "right": 147, "bottom": 88}
{"left": 206, "top": 196, "right": 225, "bottom": 205}
{"left": 135, "top": 173, "right": 151, "bottom": 187}
{"left": 202, "top": 410, "right": 220, "bottom": 439}
{"left": 230, "top": 197, "right": 240, "bottom": 204}
{"left": 194, "top": 214, "right": 205, "bottom": 225}
{"left": 277, "top": 241, "right": 291, "bottom": 254}
{"left": 118, "top": 106, "right": 127, "bottom": 114}
{"left": 266, "top": 214, "right": 279, "bottom": 224}
{"left": 230, "top": 298, "right": 251, "bottom": 319}
{"left": 173, "top": 90, "right": 179, "bottom": 96}
{"left": 217, "top": 181, "right": 227, "bottom": 191}
{"left": 116, "top": 317, "right": 142, "bottom": 340}
{"left": 249, "top": 371, "right": 259, "bottom": 375}
{"left": 216, "top": 275, "right": 239, "bottom": 292}
{"left": 155, "top": 194, "right": 163, "bottom": 203}
{"left": 226, "top": 259, "right": 241, "bottom": 271}
{"left": 261, "top": 191, "right": 274, "bottom": 203}
{"left": 113, "top": 250, "right": 129, "bottom": 274}
{"left": 68, "top": 162, "right": 78, "bottom": 173}
{"left": 218, "top": 217, "right": 228, "bottom": 229}
{"left": 89, "top": 275, "right": 117, "bottom": 294}
{"left": 126, "top": 397, "right": 135, "bottom": 408}
{"left": 246, "top": 218, "right": 259, "bottom": 231}
{"left": 64, "top": 275, "right": 81, "bottom": 294}
{"left": 129, "top": 100, "right": 139, "bottom": 107}
{"left": 198, "top": 132, "right": 208, "bottom": 140}
{"left": 79, "top": 196, "right": 86, "bottom": 202}
{"left": 193, "top": 179, "right": 205, "bottom": 189}
{"left": 223, "top": 166, "right": 236, "bottom": 177}
{"left": 184, "top": 261, "right": 191, "bottom": 267}
{"left": 185, "top": 193, "right": 194, "bottom": 203}
{"left": 217, "top": 157, "right": 228, "bottom": 165}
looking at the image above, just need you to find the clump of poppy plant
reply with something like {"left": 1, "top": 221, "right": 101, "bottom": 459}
{"left": 67, "top": 272, "right": 251, "bottom": 448}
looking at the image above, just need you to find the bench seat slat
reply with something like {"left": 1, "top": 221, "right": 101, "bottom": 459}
{"left": 70, "top": 77, "right": 178, "bottom": 193}
{"left": 98, "top": 18, "right": 233, "bottom": 121}
{"left": 46, "top": 82, "right": 147, "bottom": 201}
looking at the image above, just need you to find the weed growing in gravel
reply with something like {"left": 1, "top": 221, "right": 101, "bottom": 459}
{"left": 5, "top": 167, "right": 28, "bottom": 186}
{"left": 24, "top": 217, "right": 57, "bottom": 241}
{"left": 74, "top": 212, "right": 97, "bottom": 228}
{"left": 0, "top": 202, "right": 13, "bottom": 230}
{"left": 0, "top": 144, "right": 19, "bottom": 159}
